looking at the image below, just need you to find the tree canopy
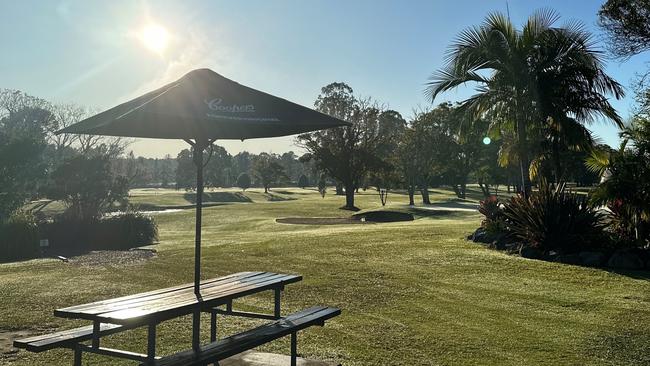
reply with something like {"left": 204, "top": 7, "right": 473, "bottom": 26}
{"left": 599, "top": 0, "right": 650, "bottom": 59}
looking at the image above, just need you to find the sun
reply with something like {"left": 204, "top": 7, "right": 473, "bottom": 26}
{"left": 138, "top": 24, "right": 169, "bottom": 55}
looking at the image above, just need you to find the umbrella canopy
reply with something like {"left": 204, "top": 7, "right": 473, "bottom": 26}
{"left": 57, "top": 68, "right": 349, "bottom": 140}
{"left": 57, "top": 69, "right": 349, "bottom": 350}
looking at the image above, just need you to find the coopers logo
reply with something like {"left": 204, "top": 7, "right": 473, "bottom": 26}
{"left": 204, "top": 98, "right": 255, "bottom": 113}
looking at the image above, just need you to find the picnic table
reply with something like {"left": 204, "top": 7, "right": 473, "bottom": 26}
{"left": 15, "top": 271, "right": 340, "bottom": 366}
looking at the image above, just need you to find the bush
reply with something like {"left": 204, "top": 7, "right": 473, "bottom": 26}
{"left": 43, "top": 213, "right": 158, "bottom": 253}
{"left": 0, "top": 211, "right": 40, "bottom": 262}
{"left": 502, "top": 183, "right": 606, "bottom": 252}
{"left": 95, "top": 213, "right": 159, "bottom": 250}
{"left": 478, "top": 195, "right": 506, "bottom": 235}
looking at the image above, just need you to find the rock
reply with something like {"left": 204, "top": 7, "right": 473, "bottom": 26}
{"left": 544, "top": 250, "right": 560, "bottom": 262}
{"left": 607, "top": 249, "right": 645, "bottom": 270}
{"left": 579, "top": 251, "right": 606, "bottom": 267}
{"left": 555, "top": 253, "right": 581, "bottom": 265}
{"left": 470, "top": 228, "right": 494, "bottom": 244}
{"left": 520, "top": 246, "right": 543, "bottom": 260}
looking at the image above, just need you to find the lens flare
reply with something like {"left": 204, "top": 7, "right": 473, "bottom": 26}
{"left": 138, "top": 24, "right": 169, "bottom": 55}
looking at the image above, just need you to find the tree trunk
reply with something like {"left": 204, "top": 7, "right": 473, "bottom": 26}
{"left": 552, "top": 140, "right": 562, "bottom": 184}
{"left": 517, "top": 118, "right": 531, "bottom": 198}
{"left": 335, "top": 183, "right": 344, "bottom": 195}
{"left": 344, "top": 183, "right": 355, "bottom": 209}
{"left": 408, "top": 186, "right": 415, "bottom": 206}
{"left": 264, "top": 185, "right": 268, "bottom": 193}
{"left": 420, "top": 188, "right": 431, "bottom": 205}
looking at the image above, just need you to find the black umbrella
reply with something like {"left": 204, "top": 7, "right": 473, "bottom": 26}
{"left": 58, "top": 68, "right": 349, "bottom": 348}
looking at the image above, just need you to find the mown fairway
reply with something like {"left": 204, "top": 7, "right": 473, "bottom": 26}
{"left": 1, "top": 188, "right": 649, "bottom": 365}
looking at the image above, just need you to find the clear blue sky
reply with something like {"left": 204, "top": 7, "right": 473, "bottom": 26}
{"left": 1, "top": 0, "right": 648, "bottom": 158}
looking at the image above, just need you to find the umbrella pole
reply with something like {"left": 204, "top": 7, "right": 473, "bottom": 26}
{"left": 192, "top": 140, "right": 205, "bottom": 351}
{"left": 194, "top": 145, "right": 204, "bottom": 295}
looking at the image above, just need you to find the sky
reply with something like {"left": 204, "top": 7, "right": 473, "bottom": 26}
{"left": 1, "top": 0, "right": 649, "bottom": 158}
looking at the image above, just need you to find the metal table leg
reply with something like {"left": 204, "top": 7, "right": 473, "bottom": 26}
{"left": 147, "top": 323, "right": 156, "bottom": 365}
{"left": 73, "top": 345, "right": 82, "bottom": 366}
{"left": 210, "top": 309, "right": 217, "bottom": 342}
{"left": 91, "top": 321, "right": 100, "bottom": 349}
{"left": 192, "top": 308, "right": 201, "bottom": 351}
{"left": 290, "top": 332, "right": 297, "bottom": 366}
{"left": 274, "top": 287, "right": 282, "bottom": 319}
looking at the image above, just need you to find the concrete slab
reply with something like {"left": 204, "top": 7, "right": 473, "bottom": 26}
{"left": 220, "top": 351, "right": 339, "bottom": 366}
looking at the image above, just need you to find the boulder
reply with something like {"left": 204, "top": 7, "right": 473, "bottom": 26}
{"left": 520, "top": 246, "right": 543, "bottom": 260}
{"left": 579, "top": 251, "right": 606, "bottom": 267}
{"left": 607, "top": 249, "right": 645, "bottom": 270}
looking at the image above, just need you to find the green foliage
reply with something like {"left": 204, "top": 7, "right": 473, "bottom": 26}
{"left": 0, "top": 90, "right": 53, "bottom": 219}
{"left": 48, "top": 153, "right": 129, "bottom": 220}
{"left": 297, "top": 82, "right": 398, "bottom": 209}
{"left": 590, "top": 117, "right": 650, "bottom": 245}
{"left": 0, "top": 211, "right": 39, "bottom": 262}
{"left": 599, "top": 0, "right": 650, "bottom": 58}
{"left": 478, "top": 196, "right": 506, "bottom": 234}
{"left": 297, "top": 174, "right": 309, "bottom": 188}
{"left": 236, "top": 173, "right": 251, "bottom": 191}
{"left": 175, "top": 145, "right": 232, "bottom": 190}
{"left": 503, "top": 183, "right": 607, "bottom": 252}
{"left": 97, "top": 213, "right": 158, "bottom": 250}
{"left": 252, "top": 153, "right": 288, "bottom": 193}
{"left": 175, "top": 148, "right": 195, "bottom": 190}
{"left": 427, "top": 9, "right": 623, "bottom": 192}
{"left": 43, "top": 213, "right": 158, "bottom": 252}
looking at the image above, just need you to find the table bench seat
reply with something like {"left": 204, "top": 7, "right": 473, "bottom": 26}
{"left": 150, "top": 306, "right": 341, "bottom": 366}
{"left": 13, "top": 323, "right": 123, "bottom": 352}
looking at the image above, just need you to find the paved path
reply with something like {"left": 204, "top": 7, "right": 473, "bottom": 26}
{"left": 221, "top": 351, "right": 337, "bottom": 366}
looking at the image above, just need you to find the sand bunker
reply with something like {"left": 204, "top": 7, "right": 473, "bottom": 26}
{"left": 277, "top": 211, "right": 414, "bottom": 225}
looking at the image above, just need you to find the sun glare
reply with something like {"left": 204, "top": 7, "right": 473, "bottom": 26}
{"left": 139, "top": 24, "right": 169, "bottom": 55}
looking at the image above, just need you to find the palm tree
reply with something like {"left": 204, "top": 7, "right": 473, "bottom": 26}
{"left": 426, "top": 9, "right": 623, "bottom": 196}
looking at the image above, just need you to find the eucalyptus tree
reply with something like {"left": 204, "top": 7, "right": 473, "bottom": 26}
{"left": 297, "top": 82, "right": 388, "bottom": 210}
{"left": 426, "top": 9, "right": 623, "bottom": 196}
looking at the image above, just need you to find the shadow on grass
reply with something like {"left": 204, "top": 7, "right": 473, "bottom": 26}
{"left": 407, "top": 207, "right": 478, "bottom": 220}
{"left": 270, "top": 189, "right": 296, "bottom": 195}
{"left": 605, "top": 269, "right": 650, "bottom": 281}
{"left": 263, "top": 192, "right": 296, "bottom": 201}
{"left": 184, "top": 192, "right": 252, "bottom": 204}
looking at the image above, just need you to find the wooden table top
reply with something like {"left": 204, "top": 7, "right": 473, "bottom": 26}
{"left": 54, "top": 272, "right": 302, "bottom": 326}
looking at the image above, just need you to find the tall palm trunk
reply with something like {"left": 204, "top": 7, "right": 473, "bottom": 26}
{"left": 517, "top": 118, "right": 531, "bottom": 198}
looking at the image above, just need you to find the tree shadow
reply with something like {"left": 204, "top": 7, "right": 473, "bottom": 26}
{"left": 183, "top": 192, "right": 252, "bottom": 204}
{"left": 262, "top": 192, "right": 295, "bottom": 201}
{"left": 605, "top": 269, "right": 650, "bottom": 281}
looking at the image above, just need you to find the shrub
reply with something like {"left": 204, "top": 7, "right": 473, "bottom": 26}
{"left": 0, "top": 211, "right": 40, "bottom": 262}
{"left": 478, "top": 195, "right": 506, "bottom": 234}
{"left": 43, "top": 213, "right": 158, "bottom": 253}
{"left": 47, "top": 154, "right": 129, "bottom": 221}
{"left": 502, "top": 182, "right": 607, "bottom": 252}
{"left": 96, "top": 213, "right": 158, "bottom": 250}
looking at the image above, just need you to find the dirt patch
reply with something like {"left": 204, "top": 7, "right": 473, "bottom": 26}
{"left": 276, "top": 217, "right": 367, "bottom": 225}
{"left": 68, "top": 249, "right": 156, "bottom": 267}
{"left": 0, "top": 329, "right": 35, "bottom": 357}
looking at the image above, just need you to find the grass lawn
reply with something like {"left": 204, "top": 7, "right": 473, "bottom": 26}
{"left": 1, "top": 187, "right": 649, "bottom": 365}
